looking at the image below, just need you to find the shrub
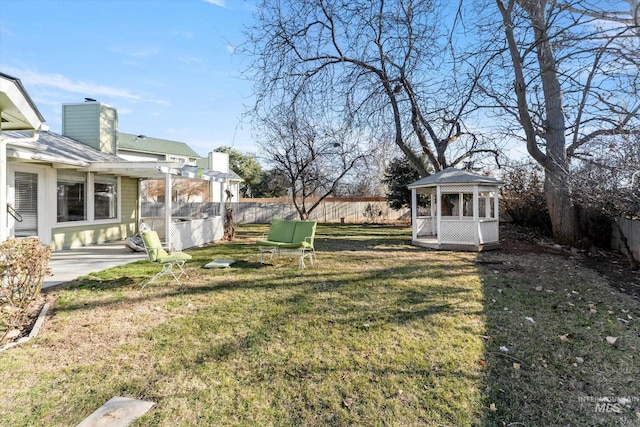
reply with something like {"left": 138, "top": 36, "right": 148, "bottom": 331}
{"left": 363, "top": 203, "right": 384, "bottom": 223}
{"left": 500, "top": 163, "right": 552, "bottom": 235}
{"left": 0, "top": 237, "right": 51, "bottom": 338}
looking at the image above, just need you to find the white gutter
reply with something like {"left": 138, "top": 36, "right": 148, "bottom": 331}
{"left": 0, "top": 131, "right": 41, "bottom": 242}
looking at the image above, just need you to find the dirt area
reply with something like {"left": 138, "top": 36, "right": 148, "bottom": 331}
{"left": 499, "top": 223, "right": 640, "bottom": 302}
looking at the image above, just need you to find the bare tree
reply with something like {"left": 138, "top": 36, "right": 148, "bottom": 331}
{"left": 173, "top": 179, "right": 206, "bottom": 202}
{"left": 140, "top": 179, "right": 162, "bottom": 202}
{"left": 244, "top": 0, "right": 500, "bottom": 178}
{"left": 141, "top": 178, "right": 206, "bottom": 203}
{"left": 256, "top": 104, "right": 366, "bottom": 220}
{"left": 473, "top": 0, "right": 640, "bottom": 244}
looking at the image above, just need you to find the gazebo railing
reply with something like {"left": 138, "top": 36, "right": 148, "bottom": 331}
{"left": 416, "top": 216, "right": 436, "bottom": 236}
{"left": 440, "top": 218, "right": 476, "bottom": 244}
{"left": 478, "top": 218, "right": 499, "bottom": 244}
{"left": 415, "top": 216, "right": 500, "bottom": 245}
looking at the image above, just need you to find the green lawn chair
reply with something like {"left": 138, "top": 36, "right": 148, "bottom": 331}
{"left": 140, "top": 230, "right": 192, "bottom": 289}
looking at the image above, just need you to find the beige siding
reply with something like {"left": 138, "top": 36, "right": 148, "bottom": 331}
{"left": 99, "top": 105, "right": 117, "bottom": 154}
{"left": 51, "top": 177, "right": 139, "bottom": 249}
{"left": 121, "top": 177, "right": 139, "bottom": 232}
{"left": 52, "top": 223, "right": 130, "bottom": 249}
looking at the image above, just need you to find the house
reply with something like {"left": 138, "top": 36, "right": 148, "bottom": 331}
{"left": 115, "top": 131, "right": 242, "bottom": 203}
{"left": 1, "top": 72, "right": 232, "bottom": 250}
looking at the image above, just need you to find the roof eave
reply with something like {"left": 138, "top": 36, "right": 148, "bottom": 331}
{"left": 0, "top": 72, "right": 46, "bottom": 131}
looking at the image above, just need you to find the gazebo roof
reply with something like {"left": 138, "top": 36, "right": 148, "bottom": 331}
{"left": 407, "top": 167, "right": 503, "bottom": 188}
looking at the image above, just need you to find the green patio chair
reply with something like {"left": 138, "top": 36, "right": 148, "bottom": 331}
{"left": 140, "top": 230, "right": 192, "bottom": 289}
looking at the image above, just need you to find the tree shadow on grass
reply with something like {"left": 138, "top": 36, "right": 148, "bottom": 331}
{"left": 476, "top": 250, "right": 640, "bottom": 426}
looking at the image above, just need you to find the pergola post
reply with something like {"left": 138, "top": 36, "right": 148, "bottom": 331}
{"left": 164, "top": 172, "right": 172, "bottom": 250}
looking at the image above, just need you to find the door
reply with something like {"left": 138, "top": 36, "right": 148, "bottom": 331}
{"left": 13, "top": 171, "right": 39, "bottom": 237}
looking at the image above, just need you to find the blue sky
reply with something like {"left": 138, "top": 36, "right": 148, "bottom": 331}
{"left": 0, "top": 0, "right": 257, "bottom": 157}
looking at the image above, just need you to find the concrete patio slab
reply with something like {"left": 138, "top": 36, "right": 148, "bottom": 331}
{"left": 76, "top": 396, "right": 155, "bottom": 427}
{"left": 43, "top": 242, "right": 148, "bottom": 289}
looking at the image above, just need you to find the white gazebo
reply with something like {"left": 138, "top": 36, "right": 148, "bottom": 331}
{"left": 407, "top": 167, "right": 503, "bottom": 251}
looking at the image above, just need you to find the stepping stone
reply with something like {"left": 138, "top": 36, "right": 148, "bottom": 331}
{"left": 203, "top": 259, "right": 236, "bottom": 268}
{"left": 76, "top": 396, "right": 155, "bottom": 427}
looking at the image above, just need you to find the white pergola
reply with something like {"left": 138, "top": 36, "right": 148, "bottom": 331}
{"left": 407, "top": 167, "right": 503, "bottom": 251}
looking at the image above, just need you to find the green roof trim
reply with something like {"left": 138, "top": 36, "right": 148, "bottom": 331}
{"left": 118, "top": 132, "right": 202, "bottom": 158}
{"left": 195, "top": 157, "right": 208, "bottom": 169}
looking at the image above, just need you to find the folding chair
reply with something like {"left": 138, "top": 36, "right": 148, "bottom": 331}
{"left": 140, "top": 230, "right": 192, "bottom": 289}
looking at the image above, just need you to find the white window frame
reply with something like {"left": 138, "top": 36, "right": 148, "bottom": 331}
{"left": 93, "top": 174, "right": 119, "bottom": 221}
{"left": 56, "top": 171, "right": 87, "bottom": 224}
{"left": 55, "top": 171, "right": 121, "bottom": 225}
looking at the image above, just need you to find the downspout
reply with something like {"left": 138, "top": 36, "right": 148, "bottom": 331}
{"left": 0, "top": 130, "right": 41, "bottom": 242}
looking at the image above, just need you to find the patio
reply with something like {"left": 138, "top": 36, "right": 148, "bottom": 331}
{"left": 43, "top": 242, "right": 148, "bottom": 289}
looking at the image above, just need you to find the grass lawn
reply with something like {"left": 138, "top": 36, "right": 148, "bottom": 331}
{"left": 0, "top": 224, "right": 638, "bottom": 426}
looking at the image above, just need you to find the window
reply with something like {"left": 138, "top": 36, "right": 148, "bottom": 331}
{"left": 462, "top": 193, "right": 474, "bottom": 217}
{"left": 57, "top": 171, "right": 86, "bottom": 222}
{"left": 440, "top": 193, "right": 458, "bottom": 216}
{"left": 94, "top": 175, "right": 117, "bottom": 219}
{"left": 479, "top": 192, "right": 496, "bottom": 219}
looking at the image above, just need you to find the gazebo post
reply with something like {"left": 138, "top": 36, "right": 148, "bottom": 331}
{"left": 429, "top": 191, "right": 435, "bottom": 235}
{"left": 485, "top": 192, "right": 491, "bottom": 218}
{"left": 411, "top": 188, "right": 417, "bottom": 241}
{"left": 494, "top": 189, "right": 499, "bottom": 221}
{"left": 473, "top": 185, "right": 479, "bottom": 246}
{"left": 436, "top": 185, "right": 442, "bottom": 245}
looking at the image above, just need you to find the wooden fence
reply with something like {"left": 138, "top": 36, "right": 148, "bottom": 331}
{"left": 612, "top": 217, "right": 640, "bottom": 261}
{"left": 141, "top": 202, "right": 638, "bottom": 259}
{"left": 141, "top": 198, "right": 410, "bottom": 224}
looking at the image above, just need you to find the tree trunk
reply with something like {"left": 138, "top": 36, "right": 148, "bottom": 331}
{"left": 543, "top": 164, "right": 579, "bottom": 245}
{"left": 522, "top": 0, "right": 580, "bottom": 245}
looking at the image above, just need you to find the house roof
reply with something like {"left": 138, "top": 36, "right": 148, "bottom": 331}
{"left": 0, "top": 72, "right": 46, "bottom": 131}
{"left": 5, "top": 130, "right": 240, "bottom": 182}
{"left": 120, "top": 133, "right": 244, "bottom": 182}
{"left": 195, "top": 156, "right": 243, "bottom": 182}
{"left": 118, "top": 132, "right": 202, "bottom": 158}
{"left": 407, "top": 167, "right": 503, "bottom": 188}
{"left": 4, "top": 130, "right": 121, "bottom": 165}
